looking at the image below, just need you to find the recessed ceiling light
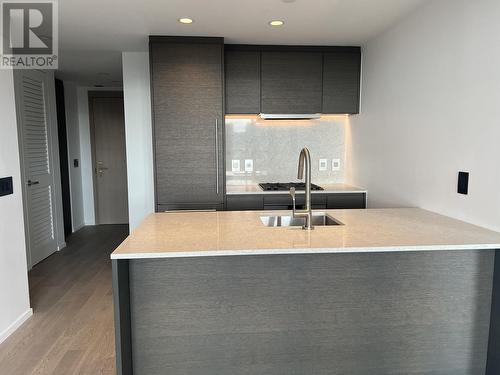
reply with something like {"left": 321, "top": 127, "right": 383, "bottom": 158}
{"left": 178, "top": 18, "right": 193, "bottom": 24}
{"left": 269, "top": 20, "right": 285, "bottom": 27}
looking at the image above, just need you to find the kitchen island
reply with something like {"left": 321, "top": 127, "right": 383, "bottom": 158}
{"left": 111, "top": 208, "right": 500, "bottom": 375}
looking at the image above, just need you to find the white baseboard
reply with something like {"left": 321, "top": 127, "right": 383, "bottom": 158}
{"left": 72, "top": 222, "right": 85, "bottom": 233}
{"left": 57, "top": 242, "right": 67, "bottom": 251}
{"left": 0, "top": 308, "right": 33, "bottom": 345}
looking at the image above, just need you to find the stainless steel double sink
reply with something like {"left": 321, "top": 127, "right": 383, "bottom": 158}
{"left": 260, "top": 213, "right": 343, "bottom": 227}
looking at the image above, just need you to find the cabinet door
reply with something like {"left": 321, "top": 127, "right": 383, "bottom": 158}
{"left": 151, "top": 40, "right": 224, "bottom": 210}
{"left": 261, "top": 52, "right": 323, "bottom": 114}
{"left": 225, "top": 50, "right": 261, "bottom": 114}
{"left": 322, "top": 51, "right": 361, "bottom": 114}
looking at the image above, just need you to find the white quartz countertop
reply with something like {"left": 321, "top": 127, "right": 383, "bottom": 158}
{"left": 226, "top": 183, "right": 367, "bottom": 195}
{"left": 111, "top": 208, "right": 500, "bottom": 259}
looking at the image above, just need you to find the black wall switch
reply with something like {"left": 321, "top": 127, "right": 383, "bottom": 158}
{"left": 0, "top": 176, "right": 14, "bottom": 197}
{"left": 458, "top": 172, "right": 469, "bottom": 195}
{"left": 74, "top": 159, "right": 79, "bottom": 168}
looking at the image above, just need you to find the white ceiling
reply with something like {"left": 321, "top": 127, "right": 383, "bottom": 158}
{"left": 56, "top": 0, "right": 429, "bottom": 86}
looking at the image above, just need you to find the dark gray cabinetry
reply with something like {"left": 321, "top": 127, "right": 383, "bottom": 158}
{"left": 224, "top": 50, "right": 261, "bottom": 114}
{"left": 326, "top": 193, "right": 366, "bottom": 209}
{"left": 150, "top": 37, "right": 225, "bottom": 211}
{"left": 226, "top": 195, "right": 264, "bottom": 211}
{"left": 261, "top": 51, "right": 323, "bottom": 114}
{"left": 226, "top": 192, "right": 366, "bottom": 211}
{"left": 263, "top": 194, "right": 327, "bottom": 210}
{"left": 224, "top": 46, "right": 361, "bottom": 115}
{"left": 322, "top": 51, "right": 361, "bottom": 114}
{"left": 114, "top": 250, "right": 495, "bottom": 374}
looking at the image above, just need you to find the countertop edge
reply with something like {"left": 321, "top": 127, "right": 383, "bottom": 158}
{"left": 111, "top": 243, "right": 500, "bottom": 260}
{"left": 226, "top": 189, "right": 368, "bottom": 195}
{"left": 225, "top": 183, "right": 367, "bottom": 195}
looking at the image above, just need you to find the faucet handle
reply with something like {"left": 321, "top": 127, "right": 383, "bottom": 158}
{"left": 289, "top": 187, "right": 296, "bottom": 213}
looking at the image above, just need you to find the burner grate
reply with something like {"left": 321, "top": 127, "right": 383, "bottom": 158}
{"left": 259, "top": 182, "right": 324, "bottom": 191}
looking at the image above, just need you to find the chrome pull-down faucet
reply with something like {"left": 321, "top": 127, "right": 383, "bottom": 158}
{"left": 290, "top": 147, "right": 313, "bottom": 230}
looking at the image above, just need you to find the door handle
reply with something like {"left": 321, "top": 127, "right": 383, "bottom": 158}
{"left": 27, "top": 180, "right": 39, "bottom": 186}
{"left": 215, "top": 118, "right": 219, "bottom": 194}
{"left": 96, "top": 162, "right": 109, "bottom": 176}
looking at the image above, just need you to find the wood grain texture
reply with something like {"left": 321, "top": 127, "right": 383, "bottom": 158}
{"left": 322, "top": 51, "right": 361, "bottom": 114}
{"left": 0, "top": 225, "right": 128, "bottom": 375}
{"left": 487, "top": 250, "right": 500, "bottom": 374}
{"left": 225, "top": 193, "right": 365, "bottom": 211}
{"left": 326, "top": 192, "right": 366, "bottom": 209}
{"left": 112, "top": 259, "right": 132, "bottom": 375}
{"left": 225, "top": 194, "right": 264, "bottom": 211}
{"left": 261, "top": 51, "right": 323, "bottom": 114}
{"left": 89, "top": 95, "right": 129, "bottom": 224}
{"left": 150, "top": 41, "right": 224, "bottom": 208}
{"left": 224, "top": 50, "right": 261, "bottom": 114}
{"left": 129, "top": 251, "right": 494, "bottom": 375}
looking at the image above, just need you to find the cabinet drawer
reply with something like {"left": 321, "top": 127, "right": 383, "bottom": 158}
{"left": 326, "top": 193, "right": 366, "bottom": 209}
{"left": 157, "top": 203, "right": 224, "bottom": 212}
{"left": 263, "top": 194, "right": 326, "bottom": 210}
{"left": 226, "top": 195, "right": 264, "bottom": 211}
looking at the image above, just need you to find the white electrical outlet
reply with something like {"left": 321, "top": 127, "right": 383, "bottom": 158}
{"left": 332, "top": 158, "right": 341, "bottom": 171}
{"left": 319, "top": 159, "right": 328, "bottom": 171}
{"left": 231, "top": 160, "right": 240, "bottom": 173}
{"left": 244, "top": 159, "right": 254, "bottom": 172}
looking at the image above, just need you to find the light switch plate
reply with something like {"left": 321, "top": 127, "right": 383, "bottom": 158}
{"left": 319, "top": 159, "right": 328, "bottom": 171}
{"left": 0, "top": 176, "right": 13, "bottom": 197}
{"left": 231, "top": 160, "right": 240, "bottom": 173}
{"left": 244, "top": 159, "right": 253, "bottom": 172}
{"left": 332, "top": 159, "right": 341, "bottom": 171}
{"left": 457, "top": 171, "right": 469, "bottom": 195}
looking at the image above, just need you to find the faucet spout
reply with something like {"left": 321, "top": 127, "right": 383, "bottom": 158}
{"left": 290, "top": 147, "right": 313, "bottom": 230}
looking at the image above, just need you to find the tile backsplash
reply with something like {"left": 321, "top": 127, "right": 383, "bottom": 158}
{"left": 225, "top": 115, "right": 347, "bottom": 185}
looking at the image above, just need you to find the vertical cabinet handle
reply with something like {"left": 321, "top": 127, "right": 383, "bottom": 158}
{"left": 215, "top": 118, "right": 219, "bottom": 194}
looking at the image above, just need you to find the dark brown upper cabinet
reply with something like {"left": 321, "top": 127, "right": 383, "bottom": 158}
{"left": 225, "top": 50, "right": 261, "bottom": 114}
{"left": 261, "top": 51, "right": 323, "bottom": 114}
{"left": 150, "top": 37, "right": 225, "bottom": 211}
{"left": 322, "top": 50, "right": 361, "bottom": 114}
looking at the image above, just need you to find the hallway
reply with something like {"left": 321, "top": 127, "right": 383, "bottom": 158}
{"left": 0, "top": 225, "right": 128, "bottom": 375}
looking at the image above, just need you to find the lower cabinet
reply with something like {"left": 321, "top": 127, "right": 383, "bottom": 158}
{"left": 226, "top": 192, "right": 366, "bottom": 211}
{"left": 327, "top": 193, "right": 366, "bottom": 209}
{"left": 226, "top": 195, "right": 264, "bottom": 211}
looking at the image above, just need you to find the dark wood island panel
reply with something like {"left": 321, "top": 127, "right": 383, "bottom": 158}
{"left": 113, "top": 250, "right": 500, "bottom": 375}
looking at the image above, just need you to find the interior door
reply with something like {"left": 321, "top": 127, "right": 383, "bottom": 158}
{"left": 16, "top": 70, "right": 59, "bottom": 266}
{"left": 89, "top": 93, "right": 129, "bottom": 224}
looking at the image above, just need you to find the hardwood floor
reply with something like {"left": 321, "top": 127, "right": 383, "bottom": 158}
{"left": 0, "top": 225, "right": 128, "bottom": 375}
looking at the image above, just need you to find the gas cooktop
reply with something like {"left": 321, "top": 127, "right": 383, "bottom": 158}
{"left": 259, "top": 182, "right": 324, "bottom": 191}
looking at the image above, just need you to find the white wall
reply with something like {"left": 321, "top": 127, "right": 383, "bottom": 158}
{"left": 349, "top": 0, "right": 500, "bottom": 231}
{"left": 65, "top": 85, "right": 127, "bottom": 228}
{"left": 122, "top": 52, "right": 155, "bottom": 231}
{"left": 76, "top": 87, "right": 97, "bottom": 225}
{"left": 0, "top": 70, "right": 32, "bottom": 344}
{"left": 64, "top": 82, "right": 85, "bottom": 231}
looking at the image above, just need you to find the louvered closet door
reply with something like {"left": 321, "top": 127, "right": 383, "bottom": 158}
{"left": 18, "top": 70, "right": 58, "bottom": 266}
